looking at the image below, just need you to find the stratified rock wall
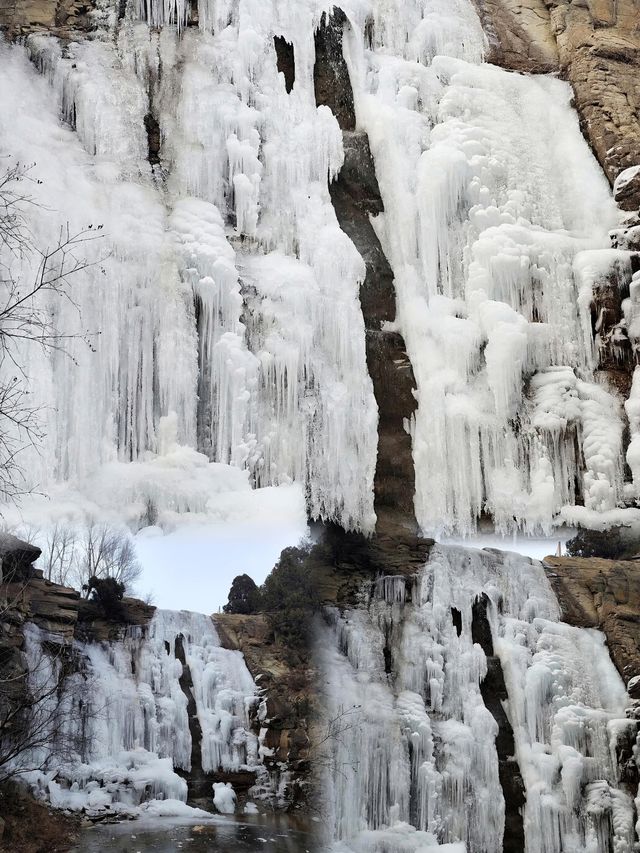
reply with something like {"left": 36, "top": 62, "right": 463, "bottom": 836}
{"left": 0, "top": 0, "right": 98, "bottom": 39}
{"left": 472, "top": 0, "right": 560, "bottom": 71}
{"left": 543, "top": 554, "right": 640, "bottom": 683}
{"left": 473, "top": 0, "right": 640, "bottom": 210}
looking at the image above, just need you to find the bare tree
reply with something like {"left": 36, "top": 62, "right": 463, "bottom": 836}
{"left": 78, "top": 521, "right": 141, "bottom": 595}
{"left": 2, "top": 520, "right": 141, "bottom": 594}
{"left": 41, "top": 523, "right": 77, "bottom": 586}
{"left": 0, "top": 158, "right": 102, "bottom": 503}
{"left": 0, "top": 629, "right": 74, "bottom": 783}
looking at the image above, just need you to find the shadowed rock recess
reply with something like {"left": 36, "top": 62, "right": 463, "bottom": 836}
{"left": 315, "top": 7, "right": 418, "bottom": 535}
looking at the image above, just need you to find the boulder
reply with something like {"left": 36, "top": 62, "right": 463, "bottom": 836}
{"left": 0, "top": 533, "right": 41, "bottom": 583}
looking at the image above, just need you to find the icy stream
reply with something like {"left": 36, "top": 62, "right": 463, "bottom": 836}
{"left": 73, "top": 814, "right": 314, "bottom": 852}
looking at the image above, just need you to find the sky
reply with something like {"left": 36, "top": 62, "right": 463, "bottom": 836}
{"left": 134, "top": 522, "right": 572, "bottom": 614}
{"left": 134, "top": 517, "right": 309, "bottom": 613}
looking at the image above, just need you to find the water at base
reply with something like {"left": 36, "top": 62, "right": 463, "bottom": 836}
{"left": 72, "top": 814, "right": 314, "bottom": 852}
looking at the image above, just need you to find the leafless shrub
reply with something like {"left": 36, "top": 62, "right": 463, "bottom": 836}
{"left": 0, "top": 158, "right": 104, "bottom": 503}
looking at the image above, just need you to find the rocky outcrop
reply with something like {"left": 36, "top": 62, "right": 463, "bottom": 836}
{"left": 543, "top": 554, "right": 640, "bottom": 683}
{"left": 472, "top": 0, "right": 559, "bottom": 72}
{"left": 213, "top": 612, "right": 313, "bottom": 809}
{"left": 0, "top": 0, "right": 97, "bottom": 39}
{"left": 310, "top": 524, "right": 434, "bottom": 604}
{"left": 0, "top": 534, "right": 41, "bottom": 585}
{"left": 473, "top": 0, "right": 640, "bottom": 213}
{"left": 549, "top": 0, "right": 640, "bottom": 209}
{"left": 0, "top": 535, "right": 155, "bottom": 780}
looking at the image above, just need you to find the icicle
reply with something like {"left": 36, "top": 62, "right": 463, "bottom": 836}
{"left": 19, "top": 611, "right": 267, "bottom": 815}
{"left": 319, "top": 544, "right": 634, "bottom": 853}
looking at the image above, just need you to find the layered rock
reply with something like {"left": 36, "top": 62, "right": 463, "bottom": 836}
{"left": 473, "top": 0, "right": 640, "bottom": 213}
{"left": 543, "top": 554, "right": 640, "bottom": 683}
{"left": 0, "top": 0, "right": 97, "bottom": 40}
{"left": 213, "top": 612, "right": 313, "bottom": 809}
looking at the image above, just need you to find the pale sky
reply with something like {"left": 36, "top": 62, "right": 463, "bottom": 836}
{"left": 134, "top": 519, "right": 309, "bottom": 613}
{"left": 134, "top": 523, "right": 571, "bottom": 614}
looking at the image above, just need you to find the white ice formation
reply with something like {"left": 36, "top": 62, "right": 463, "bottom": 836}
{"left": 319, "top": 543, "right": 637, "bottom": 852}
{"left": 0, "top": 0, "right": 636, "bottom": 538}
{"left": 22, "top": 610, "right": 268, "bottom": 814}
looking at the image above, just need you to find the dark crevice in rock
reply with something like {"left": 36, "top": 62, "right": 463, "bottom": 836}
{"left": 471, "top": 594, "right": 526, "bottom": 853}
{"left": 174, "top": 632, "right": 257, "bottom": 806}
{"left": 313, "top": 8, "right": 355, "bottom": 131}
{"left": 143, "top": 112, "right": 161, "bottom": 167}
{"left": 186, "top": 0, "right": 198, "bottom": 27}
{"left": 363, "top": 15, "right": 374, "bottom": 50}
{"left": 451, "top": 607, "right": 462, "bottom": 637}
{"left": 324, "top": 128, "right": 417, "bottom": 531}
{"left": 174, "top": 633, "right": 207, "bottom": 800}
{"left": 471, "top": 594, "right": 494, "bottom": 655}
{"left": 382, "top": 625, "right": 393, "bottom": 674}
{"left": 315, "top": 6, "right": 417, "bottom": 533}
{"left": 274, "top": 35, "right": 295, "bottom": 93}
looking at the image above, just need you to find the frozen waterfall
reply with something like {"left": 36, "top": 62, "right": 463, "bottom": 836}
{"left": 21, "top": 609, "right": 268, "bottom": 814}
{"left": 318, "top": 543, "right": 636, "bottom": 853}
{"left": 0, "top": 0, "right": 635, "bottom": 537}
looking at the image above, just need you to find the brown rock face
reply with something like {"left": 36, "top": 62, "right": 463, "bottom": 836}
{"left": 314, "top": 8, "right": 356, "bottom": 132}
{"left": 213, "top": 612, "right": 313, "bottom": 809}
{"left": 472, "top": 0, "right": 560, "bottom": 72}
{"left": 543, "top": 555, "right": 640, "bottom": 683}
{"left": 0, "top": 0, "right": 96, "bottom": 39}
{"left": 472, "top": 0, "right": 640, "bottom": 209}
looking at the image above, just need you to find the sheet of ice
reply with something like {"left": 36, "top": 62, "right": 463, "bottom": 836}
{"left": 21, "top": 611, "right": 268, "bottom": 815}
{"left": 0, "top": 25, "right": 377, "bottom": 533}
{"left": 344, "top": 3, "right": 625, "bottom": 536}
{"left": 318, "top": 544, "right": 635, "bottom": 852}
{"left": 2, "top": 0, "right": 637, "bottom": 538}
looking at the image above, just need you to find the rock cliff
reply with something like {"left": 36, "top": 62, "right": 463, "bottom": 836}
{"left": 543, "top": 554, "right": 640, "bottom": 684}
{"left": 473, "top": 0, "right": 640, "bottom": 212}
